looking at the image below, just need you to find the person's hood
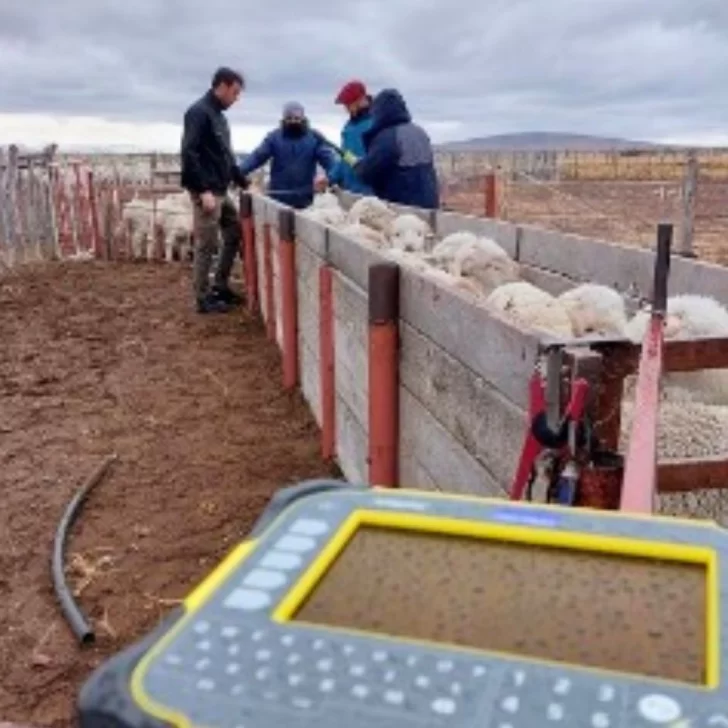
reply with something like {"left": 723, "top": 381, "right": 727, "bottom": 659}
{"left": 364, "top": 89, "right": 411, "bottom": 141}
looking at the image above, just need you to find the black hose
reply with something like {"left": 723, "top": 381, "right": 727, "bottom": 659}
{"left": 51, "top": 454, "right": 117, "bottom": 646}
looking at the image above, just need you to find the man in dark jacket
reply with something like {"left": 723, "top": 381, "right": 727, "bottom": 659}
{"left": 354, "top": 88, "right": 440, "bottom": 209}
{"left": 181, "top": 66, "right": 247, "bottom": 314}
{"left": 238, "top": 101, "right": 338, "bottom": 210}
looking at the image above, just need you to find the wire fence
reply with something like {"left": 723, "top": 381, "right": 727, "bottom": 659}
{"left": 438, "top": 151, "right": 728, "bottom": 266}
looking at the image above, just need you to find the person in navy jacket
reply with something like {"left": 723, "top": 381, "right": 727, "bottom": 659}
{"left": 238, "top": 101, "right": 338, "bottom": 209}
{"left": 327, "top": 80, "right": 374, "bottom": 195}
{"left": 354, "top": 88, "right": 440, "bottom": 209}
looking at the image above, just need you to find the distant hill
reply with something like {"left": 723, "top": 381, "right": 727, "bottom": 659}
{"left": 437, "top": 132, "right": 660, "bottom": 152}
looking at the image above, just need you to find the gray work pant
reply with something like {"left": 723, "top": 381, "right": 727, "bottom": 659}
{"left": 191, "top": 193, "right": 241, "bottom": 300}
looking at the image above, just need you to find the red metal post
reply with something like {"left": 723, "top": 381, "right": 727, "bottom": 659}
{"left": 263, "top": 222, "right": 276, "bottom": 340}
{"left": 367, "top": 262, "right": 400, "bottom": 487}
{"left": 239, "top": 193, "right": 259, "bottom": 314}
{"left": 319, "top": 265, "right": 336, "bottom": 460}
{"left": 278, "top": 209, "right": 299, "bottom": 390}
{"left": 620, "top": 223, "right": 672, "bottom": 514}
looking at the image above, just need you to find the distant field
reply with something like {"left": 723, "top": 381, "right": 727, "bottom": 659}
{"left": 442, "top": 178, "right": 728, "bottom": 267}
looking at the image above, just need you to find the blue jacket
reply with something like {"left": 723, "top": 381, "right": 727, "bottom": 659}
{"left": 239, "top": 124, "right": 338, "bottom": 209}
{"left": 328, "top": 108, "right": 374, "bottom": 195}
{"left": 355, "top": 89, "right": 440, "bottom": 209}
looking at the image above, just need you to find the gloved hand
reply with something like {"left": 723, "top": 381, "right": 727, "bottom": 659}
{"left": 342, "top": 150, "right": 359, "bottom": 166}
{"left": 232, "top": 166, "right": 250, "bottom": 190}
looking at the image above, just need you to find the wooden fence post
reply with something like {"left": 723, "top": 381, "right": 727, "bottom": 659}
{"left": 263, "top": 221, "right": 276, "bottom": 340}
{"left": 319, "top": 264, "right": 335, "bottom": 460}
{"left": 239, "top": 192, "right": 259, "bottom": 314}
{"left": 679, "top": 150, "right": 697, "bottom": 258}
{"left": 6, "top": 145, "right": 20, "bottom": 266}
{"left": 367, "top": 262, "right": 400, "bottom": 487}
{"left": 278, "top": 208, "right": 299, "bottom": 390}
{"left": 484, "top": 172, "right": 497, "bottom": 218}
{"left": 0, "top": 146, "right": 9, "bottom": 265}
{"left": 87, "top": 169, "right": 103, "bottom": 259}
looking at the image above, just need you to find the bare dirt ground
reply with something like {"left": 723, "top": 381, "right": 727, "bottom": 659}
{"left": 443, "top": 179, "right": 728, "bottom": 266}
{"left": 0, "top": 260, "right": 338, "bottom": 726}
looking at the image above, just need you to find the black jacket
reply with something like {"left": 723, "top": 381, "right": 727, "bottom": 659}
{"left": 181, "top": 90, "right": 243, "bottom": 195}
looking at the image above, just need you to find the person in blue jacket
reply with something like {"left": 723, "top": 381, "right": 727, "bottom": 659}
{"left": 354, "top": 88, "right": 440, "bottom": 209}
{"left": 327, "top": 80, "right": 374, "bottom": 195}
{"left": 238, "top": 101, "right": 338, "bottom": 209}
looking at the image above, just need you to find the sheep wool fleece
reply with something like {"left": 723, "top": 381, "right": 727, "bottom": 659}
{"left": 191, "top": 194, "right": 241, "bottom": 300}
{"left": 356, "top": 89, "right": 440, "bottom": 209}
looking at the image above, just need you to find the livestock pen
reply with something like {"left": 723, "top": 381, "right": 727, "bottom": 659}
{"left": 3, "top": 143, "right": 728, "bottom": 726}
{"left": 244, "top": 189, "right": 728, "bottom": 522}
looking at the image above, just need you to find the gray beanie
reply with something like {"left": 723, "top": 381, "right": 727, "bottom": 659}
{"left": 282, "top": 101, "right": 305, "bottom": 119}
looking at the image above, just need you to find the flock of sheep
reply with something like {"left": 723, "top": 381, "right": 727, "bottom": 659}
{"left": 119, "top": 191, "right": 204, "bottom": 262}
{"left": 302, "top": 191, "right": 728, "bottom": 484}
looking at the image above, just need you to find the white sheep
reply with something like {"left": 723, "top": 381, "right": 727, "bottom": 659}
{"left": 155, "top": 193, "right": 194, "bottom": 261}
{"left": 624, "top": 294, "right": 728, "bottom": 405}
{"left": 429, "top": 231, "right": 478, "bottom": 269}
{"left": 120, "top": 195, "right": 153, "bottom": 259}
{"left": 311, "top": 190, "right": 342, "bottom": 210}
{"left": 386, "top": 248, "right": 492, "bottom": 298}
{"left": 302, "top": 205, "right": 347, "bottom": 228}
{"left": 388, "top": 214, "right": 433, "bottom": 253}
{"left": 338, "top": 222, "right": 388, "bottom": 248}
{"left": 484, "top": 281, "right": 574, "bottom": 337}
{"left": 449, "top": 237, "right": 520, "bottom": 296}
{"left": 346, "top": 196, "right": 397, "bottom": 234}
{"left": 557, "top": 283, "right": 628, "bottom": 338}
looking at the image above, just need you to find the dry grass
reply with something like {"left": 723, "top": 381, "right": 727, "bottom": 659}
{"left": 442, "top": 178, "right": 728, "bottom": 266}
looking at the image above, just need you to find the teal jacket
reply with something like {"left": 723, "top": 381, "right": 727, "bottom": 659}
{"left": 328, "top": 108, "right": 374, "bottom": 195}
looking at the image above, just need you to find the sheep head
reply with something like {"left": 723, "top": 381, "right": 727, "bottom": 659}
{"left": 389, "top": 214, "right": 433, "bottom": 253}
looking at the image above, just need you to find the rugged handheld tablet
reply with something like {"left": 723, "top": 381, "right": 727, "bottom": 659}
{"left": 78, "top": 480, "right": 728, "bottom": 727}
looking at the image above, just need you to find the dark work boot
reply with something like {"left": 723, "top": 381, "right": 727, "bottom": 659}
{"left": 196, "top": 293, "right": 231, "bottom": 314}
{"left": 211, "top": 285, "right": 245, "bottom": 307}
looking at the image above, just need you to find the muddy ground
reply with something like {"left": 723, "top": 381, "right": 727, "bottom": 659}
{"left": 0, "top": 260, "right": 338, "bottom": 726}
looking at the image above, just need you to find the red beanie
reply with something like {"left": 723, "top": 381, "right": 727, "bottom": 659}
{"left": 335, "top": 80, "right": 367, "bottom": 105}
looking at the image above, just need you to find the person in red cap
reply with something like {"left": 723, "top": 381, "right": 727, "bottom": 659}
{"left": 327, "top": 80, "right": 374, "bottom": 195}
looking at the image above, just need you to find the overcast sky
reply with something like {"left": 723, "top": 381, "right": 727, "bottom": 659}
{"left": 1, "top": 0, "right": 727, "bottom": 151}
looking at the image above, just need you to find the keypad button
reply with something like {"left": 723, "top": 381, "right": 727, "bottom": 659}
{"left": 598, "top": 684, "right": 616, "bottom": 703}
{"left": 431, "top": 697, "right": 457, "bottom": 716}
{"left": 259, "top": 551, "right": 303, "bottom": 570}
{"left": 274, "top": 535, "right": 316, "bottom": 553}
{"left": 637, "top": 694, "right": 682, "bottom": 724}
{"left": 384, "top": 689, "right": 405, "bottom": 706}
{"left": 242, "top": 568, "right": 287, "bottom": 589}
{"left": 547, "top": 702, "right": 564, "bottom": 721}
{"left": 223, "top": 588, "right": 271, "bottom": 611}
{"left": 289, "top": 518, "right": 329, "bottom": 536}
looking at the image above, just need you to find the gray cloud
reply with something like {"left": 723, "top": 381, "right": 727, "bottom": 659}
{"left": 1, "top": 0, "right": 727, "bottom": 142}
